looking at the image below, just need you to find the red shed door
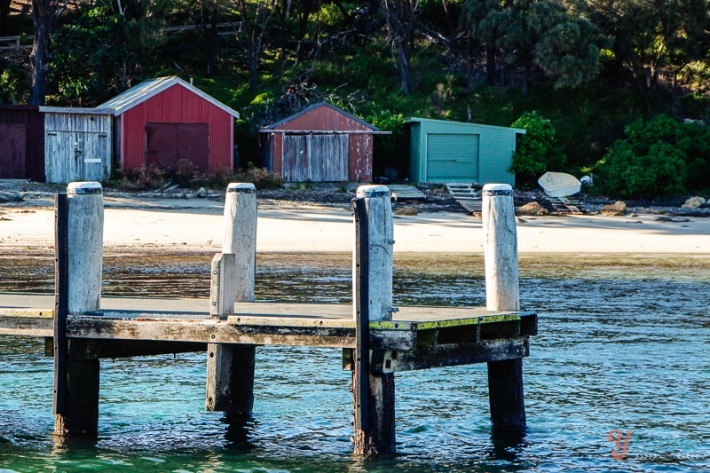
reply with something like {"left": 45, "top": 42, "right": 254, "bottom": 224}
{"left": 145, "top": 123, "right": 209, "bottom": 172}
{"left": 0, "top": 123, "right": 26, "bottom": 178}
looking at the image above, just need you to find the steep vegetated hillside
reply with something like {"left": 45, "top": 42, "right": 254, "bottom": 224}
{"left": 1, "top": 0, "right": 708, "bottom": 197}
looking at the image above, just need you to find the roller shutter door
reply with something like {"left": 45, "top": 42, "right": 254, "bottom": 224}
{"left": 426, "top": 133, "right": 479, "bottom": 182}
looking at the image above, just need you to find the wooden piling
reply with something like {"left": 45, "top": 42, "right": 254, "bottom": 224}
{"left": 54, "top": 182, "right": 104, "bottom": 436}
{"left": 222, "top": 183, "right": 257, "bottom": 301}
{"left": 67, "top": 182, "right": 104, "bottom": 316}
{"left": 352, "top": 185, "right": 396, "bottom": 455}
{"left": 353, "top": 185, "right": 394, "bottom": 323}
{"left": 482, "top": 183, "right": 526, "bottom": 435}
{"left": 206, "top": 183, "right": 257, "bottom": 419}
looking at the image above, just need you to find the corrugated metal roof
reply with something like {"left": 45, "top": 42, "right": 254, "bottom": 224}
{"left": 263, "top": 101, "right": 379, "bottom": 131}
{"left": 39, "top": 106, "right": 115, "bottom": 115}
{"left": 405, "top": 117, "right": 526, "bottom": 134}
{"left": 99, "top": 76, "right": 240, "bottom": 118}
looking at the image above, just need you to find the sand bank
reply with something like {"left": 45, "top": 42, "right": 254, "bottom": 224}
{"left": 1, "top": 196, "right": 708, "bottom": 254}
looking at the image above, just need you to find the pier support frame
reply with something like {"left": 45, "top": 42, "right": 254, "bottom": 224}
{"left": 482, "top": 183, "right": 526, "bottom": 435}
{"left": 53, "top": 182, "right": 104, "bottom": 436}
{"left": 352, "top": 185, "right": 396, "bottom": 455}
{"left": 206, "top": 183, "right": 257, "bottom": 420}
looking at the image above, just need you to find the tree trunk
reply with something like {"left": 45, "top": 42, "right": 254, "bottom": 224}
{"left": 249, "top": 49, "right": 258, "bottom": 90}
{"left": 29, "top": 0, "right": 54, "bottom": 106}
{"left": 382, "top": 0, "right": 417, "bottom": 96}
{"left": 397, "top": 40, "right": 414, "bottom": 96}
{"left": 522, "top": 62, "right": 531, "bottom": 97}
{"left": 486, "top": 43, "right": 496, "bottom": 86}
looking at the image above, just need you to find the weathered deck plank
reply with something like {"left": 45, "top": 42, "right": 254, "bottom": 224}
{"left": 0, "top": 295, "right": 535, "bottom": 354}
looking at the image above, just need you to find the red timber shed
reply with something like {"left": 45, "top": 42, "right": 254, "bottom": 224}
{"left": 259, "top": 101, "right": 388, "bottom": 182}
{"left": 100, "top": 76, "right": 239, "bottom": 173}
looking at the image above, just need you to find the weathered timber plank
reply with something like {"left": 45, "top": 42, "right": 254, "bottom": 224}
{"left": 0, "top": 315, "right": 53, "bottom": 337}
{"left": 0, "top": 293, "right": 211, "bottom": 314}
{"left": 0, "top": 308, "right": 54, "bottom": 317}
{"left": 1, "top": 309, "right": 534, "bottom": 348}
{"left": 1, "top": 294, "right": 534, "bottom": 331}
{"left": 372, "top": 337, "right": 530, "bottom": 373}
{"left": 63, "top": 317, "right": 416, "bottom": 350}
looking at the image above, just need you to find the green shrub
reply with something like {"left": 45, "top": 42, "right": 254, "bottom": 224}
{"left": 679, "top": 123, "right": 710, "bottom": 192}
{"left": 594, "top": 114, "right": 709, "bottom": 198}
{"left": 596, "top": 141, "right": 687, "bottom": 198}
{"left": 0, "top": 63, "right": 27, "bottom": 104}
{"left": 510, "top": 111, "right": 566, "bottom": 187}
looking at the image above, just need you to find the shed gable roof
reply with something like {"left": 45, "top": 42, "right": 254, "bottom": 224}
{"left": 99, "top": 76, "right": 239, "bottom": 118}
{"left": 263, "top": 101, "right": 379, "bottom": 131}
{"left": 405, "top": 117, "right": 525, "bottom": 134}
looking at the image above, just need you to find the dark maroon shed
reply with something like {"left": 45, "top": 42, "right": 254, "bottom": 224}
{"left": 0, "top": 106, "right": 45, "bottom": 181}
{"left": 259, "top": 102, "right": 389, "bottom": 182}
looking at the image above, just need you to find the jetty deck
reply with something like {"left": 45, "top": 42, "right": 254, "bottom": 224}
{"left": 0, "top": 182, "right": 537, "bottom": 456}
{"left": 0, "top": 294, "right": 536, "bottom": 371}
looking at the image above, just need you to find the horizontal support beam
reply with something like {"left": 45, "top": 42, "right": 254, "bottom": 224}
{"left": 0, "top": 311, "right": 536, "bottom": 353}
{"left": 0, "top": 314, "right": 53, "bottom": 337}
{"left": 64, "top": 316, "right": 416, "bottom": 350}
{"left": 343, "top": 337, "right": 530, "bottom": 373}
{"left": 44, "top": 338, "right": 206, "bottom": 358}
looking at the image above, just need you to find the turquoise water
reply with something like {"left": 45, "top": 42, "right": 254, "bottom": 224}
{"left": 1, "top": 253, "right": 708, "bottom": 472}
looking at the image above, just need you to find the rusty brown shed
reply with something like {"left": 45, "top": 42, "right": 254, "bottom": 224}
{"left": 259, "top": 102, "right": 388, "bottom": 182}
{"left": 0, "top": 106, "right": 45, "bottom": 181}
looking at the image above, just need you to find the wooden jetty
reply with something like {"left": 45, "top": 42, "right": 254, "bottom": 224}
{"left": 0, "top": 182, "right": 537, "bottom": 455}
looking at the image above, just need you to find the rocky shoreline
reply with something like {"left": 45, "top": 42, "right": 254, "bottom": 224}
{"left": 1, "top": 180, "right": 708, "bottom": 218}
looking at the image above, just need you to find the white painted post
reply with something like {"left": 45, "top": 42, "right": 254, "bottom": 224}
{"left": 206, "top": 183, "right": 257, "bottom": 417}
{"left": 353, "top": 185, "right": 394, "bottom": 322}
{"left": 482, "top": 183, "right": 519, "bottom": 312}
{"left": 223, "top": 182, "right": 257, "bottom": 302}
{"left": 482, "top": 183, "right": 526, "bottom": 435}
{"left": 66, "top": 182, "right": 104, "bottom": 315}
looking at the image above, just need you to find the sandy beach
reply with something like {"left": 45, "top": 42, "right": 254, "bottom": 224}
{"left": 1, "top": 195, "right": 708, "bottom": 254}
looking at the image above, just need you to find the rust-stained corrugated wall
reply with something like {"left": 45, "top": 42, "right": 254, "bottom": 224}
{"left": 0, "top": 106, "right": 45, "bottom": 181}
{"left": 266, "top": 104, "right": 374, "bottom": 182}
{"left": 119, "top": 83, "right": 233, "bottom": 173}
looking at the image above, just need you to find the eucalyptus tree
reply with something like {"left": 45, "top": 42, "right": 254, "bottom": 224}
{"left": 232, "top": 0, "right": 277, "bottom": 89}
{"left": 464, "top": 0, "right": 600, "bottom": 94}
{"left": 381, "top": 0, "right": 419, "bottom": 96}
{"left": 463, "top": 0, "right": 506, "bottom": 85}
{"left": 585, "top": 0, "right": 709, "bottom": 106}
{"left": 29, "top": 0, "right": 65, "bottom": 105}
{"left": 51, "top": 0, "right": 165, "bottom": 105}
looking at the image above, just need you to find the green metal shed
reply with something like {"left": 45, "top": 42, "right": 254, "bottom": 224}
{"left": 406, "top": 117, "right": 525, "bottom": 185}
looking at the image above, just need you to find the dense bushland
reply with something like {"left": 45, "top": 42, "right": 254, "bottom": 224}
{"left": 0, "top": 0, "right": 708, "bottom": 198}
